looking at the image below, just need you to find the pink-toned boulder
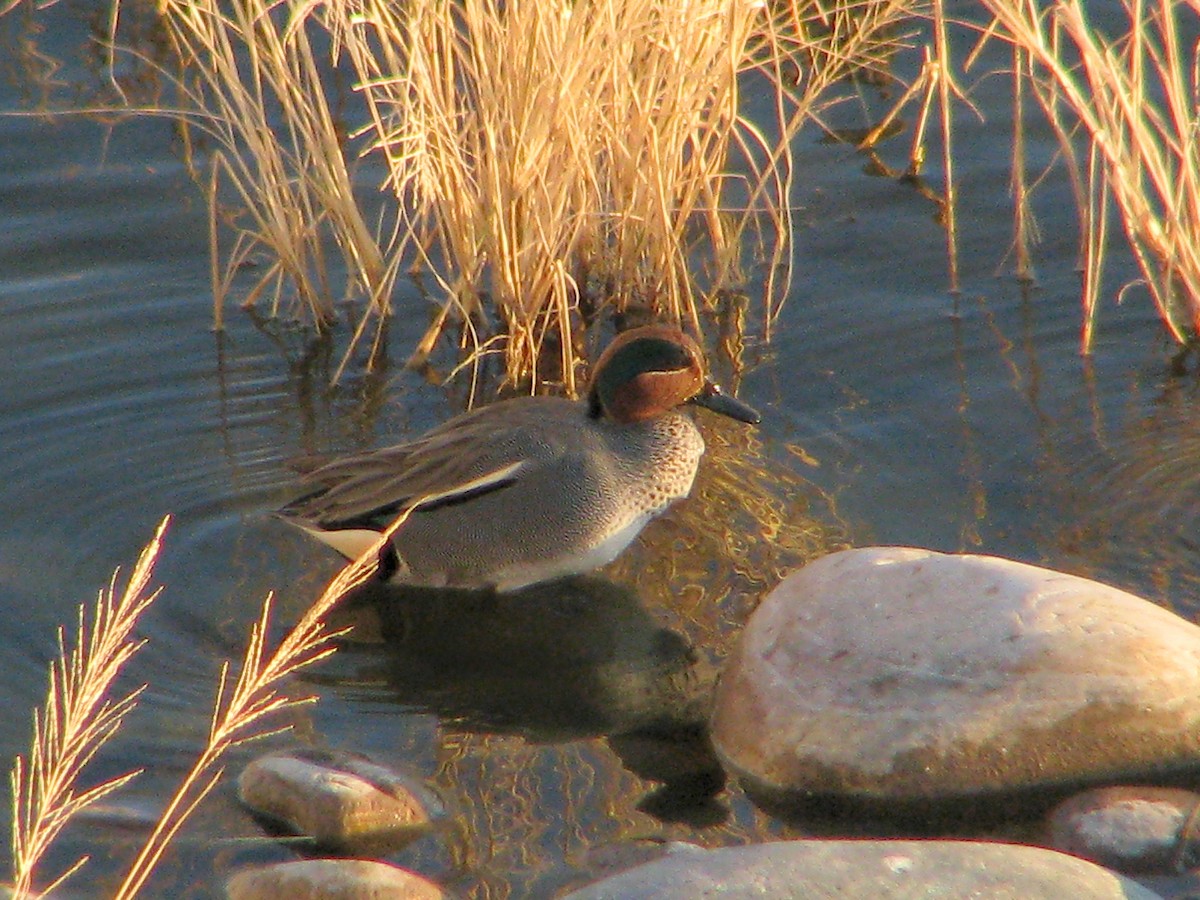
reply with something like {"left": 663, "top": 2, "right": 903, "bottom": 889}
{"left": 712, "top": 547, "right": 1200, "bottom": 806}
{"left": 226, "top": 859, "right": 447, "bottom": 900}
{"left": 559, "top": 839, "right": 1162, "bottom": 900}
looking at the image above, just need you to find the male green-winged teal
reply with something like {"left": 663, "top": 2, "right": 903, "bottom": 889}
{"left": 278, "top": 324, "right": 760, "bottom": 591}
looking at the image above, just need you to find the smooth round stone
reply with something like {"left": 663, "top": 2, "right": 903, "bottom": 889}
{"left": 237, "top": 748, "right": 441, "bottom": 850}
{"left": 226, "top": 859, "right": 447, "bottom": 900}
{"left": 1048, "top": 786, "right": 1200, "bottom": 874}
{"left": 712, "top": 547, "right": 1200, "bottom": 803}
{"left": 559, "top": 840, "right": 1163, "bottom": 899}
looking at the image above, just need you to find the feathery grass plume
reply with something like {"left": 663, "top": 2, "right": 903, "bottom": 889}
{"left": 7, "top": 500, "right": 422, "bottom": 897}
{"left": 9, "top": 517, "right": 170, "bottom": 899}
{"left": 112, "top": 503, "right": 419, "bottom": 898}
{"left": 982, "top": 0, "right": 1200, "bottom": 348}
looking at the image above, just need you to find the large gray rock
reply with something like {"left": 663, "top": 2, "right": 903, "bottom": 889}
{"left": 559, "top": 840, "right": 1162, "bottom": 899}
{"left": 712, "top": 548, "right": 1200, "bottom": 804}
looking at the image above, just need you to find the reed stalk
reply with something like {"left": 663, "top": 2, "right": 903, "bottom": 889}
{"left": 8, "top": 504, "right": 423, "bottom": 897}
{"left": 931, "top": 0, "right": 959, "bottom": 292}
{"left": 9, "top": 518, "right": 169, "bottom": 899}
{"left": 982, "top": 0, "right": 1200, "bottom": 348}
{"left": 111, "top": 512, "right": 398, "bottom": 898}
{"left": 337, "top": 0, "right": 766, "bottom": 387}
{"left": 103, "top": 0, "right": 911, "bottom": 387}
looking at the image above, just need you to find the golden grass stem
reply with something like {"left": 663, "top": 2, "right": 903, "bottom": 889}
{"left": 63, "top": 0, "right": 914, "bottom": 387}
{"left": 982, "top": 0, "right": 1200, "bottom": 347}
{"left": 932, "top": 0, "right": 959, "bottom": 293}
{"left": 1008, "top": 43, "right": 1035, "bottom": 282}
{"left": 114, "top": 503, "right": 421, "bottom": 898}
{"left": 9, "top": 517, "right": 170, "bottom": 899}
{"left": 906, "top": 52, "right": 937, "bottom": 176}
{"left": 1081, "top": 143, "right": 1110, "bottom": 349}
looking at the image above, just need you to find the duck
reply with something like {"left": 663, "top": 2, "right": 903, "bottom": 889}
{"left": 277, "top": 324, "right": 760, "bottom": 591}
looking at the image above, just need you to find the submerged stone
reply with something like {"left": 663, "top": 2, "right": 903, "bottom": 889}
{"left": 712, "top": 548, "right": 1200, "bottom": 808}
{"left": 1047, "top": 786, "right": 1200, "bottom": 874}
{"left": 559, "top": 840, "right": 1161, "bottom": 899}
{"left": 225, "top": 859, "right": 447, "bottom": 900}
{"left": 237, "top": 747, "right": 442, "bottom": 851}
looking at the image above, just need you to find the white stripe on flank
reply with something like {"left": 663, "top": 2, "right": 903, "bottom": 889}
{"left": 411, "top": 460, "right": 527, "bottom": 509}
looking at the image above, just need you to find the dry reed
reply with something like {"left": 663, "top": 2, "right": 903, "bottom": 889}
{"left": 9, "top": 518, "right": 169, "bottom": 898}
{"left": 150, "top": 0, "right": 399, "bottom": 375}
{"left": 981, "top": 0, "right": 1200, "bottom": 349}
{"left": 129, "top": 0, "right": 914, "bottom": 387}
{"left": 8, "top": 507, "right": 420, "bottom": 898}
{"left": 17, "top": 0, "right": 1200, "bottom": 357}
{"left": 339, "top": 0, "right": 781, "bottom": 388}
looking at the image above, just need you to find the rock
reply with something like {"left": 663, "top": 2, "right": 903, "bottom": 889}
{"left": 226, "top": 859, "right": 447, "bottom": 900}
{"left": 1047, "top": 786, "right": 1200, "bottom": 874}
{"left": 237, "top": 748, "right": 442, "bottom": 851}
{"left": 712, "top": 548, "right": 1200, "bottom": 807}
{"left": 559, "top": 839, "right": 1162, "bottom": 899}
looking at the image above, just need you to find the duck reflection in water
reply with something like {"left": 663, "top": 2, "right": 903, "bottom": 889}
{"left": 318, "top": 575, "right": 728, "bottom": 825}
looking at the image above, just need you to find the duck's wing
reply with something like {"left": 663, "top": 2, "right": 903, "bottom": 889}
{"left": 278, "top": 399, "right": 569, "bottom": 531}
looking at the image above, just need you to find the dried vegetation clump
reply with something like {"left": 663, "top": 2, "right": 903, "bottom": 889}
{"left": 145, "top": 0, "right": 912, "bottom": 385}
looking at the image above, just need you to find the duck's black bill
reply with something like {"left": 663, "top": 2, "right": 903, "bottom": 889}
{"left": 692, "top": 382, "right": 761, "bottom": 424}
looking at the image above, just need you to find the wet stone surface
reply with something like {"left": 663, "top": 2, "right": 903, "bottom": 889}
{"left": 558, "top": 839, "right": 1164, "bottom": 899}
{"left": 1047, "top": 786, "right": 1200, "bottom": 875}
{"left": 712, "top": 548, "right": 1200, "bottom": 810}
{"left": 237, "top": 747, "right": 443, "bottom": 852}
{"left": 225, "top": 858, "right": 449, "bottom": 900}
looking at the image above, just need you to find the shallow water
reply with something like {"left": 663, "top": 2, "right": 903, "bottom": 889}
{"left": 1, "top": 5, "right": 1197, "bottom": 898}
